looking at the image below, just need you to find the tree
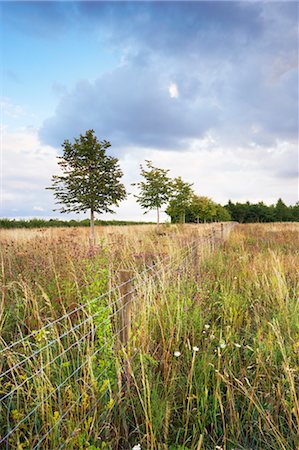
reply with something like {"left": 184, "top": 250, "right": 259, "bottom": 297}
{"left": 166, "top": 177, "right": 194, "bottom": 223}
{"left": 189, "top": 195, "right": 217, "bottom": 223}
{"left": 47, "top": 130, "right": 126, "bottom": 245}
{"left": 133, "top": 160, "right": 172, "bottom": 227}
{"left": 215, "top": 204, "right": 231, "bottom": 222}
{"left": 275, "top": 198, "right": 291, "bottom": 222}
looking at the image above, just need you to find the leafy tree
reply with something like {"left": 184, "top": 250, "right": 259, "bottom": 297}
{"left": 215, "top": 204, "right": 231, "bottom": 222}
{"left": 166, "top": 177, "right": 194, "bottom": 223}
{"left": 47, "top": 130, "right": 126, "bottom": 245}
{"left": 133, "top": 160, "right": 173, "bottom": 227}
{"left": 189, "top": 195, "right": 217, "bottom": 223}
{"left": 275, "top": 198, "right": 292, "bottom": 222}
{"left": 291, "top": 202, "right": 299, "bottom": 221}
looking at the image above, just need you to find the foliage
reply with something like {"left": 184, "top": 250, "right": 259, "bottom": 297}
{"left": 47, "top": 129, "right": 126, "bottom": 244}
{"left": 166, "top": 177, "right": 194, "bottom": 223}
{"left": 48, "top": 130, "right": 126, "bottom": 215}
{"left": 0, "top": 218, "right": 155, "bottom": 229}
{"left": 225, "top": 198, "right": 298, "bottom": 223}
{"left": 166, "top": 197, "right": 298, "bottom": 224}
{"left": 189, "top": 195, "right": 217, "bottom": 223}
{"left": 133, "top": 160, "right": 173, "bottom": 225}
{"left": 167, "top": 196, "right": 231, "bottom": 223}
{"left": 214, "top": 203, "right": 231, "bottom": 222}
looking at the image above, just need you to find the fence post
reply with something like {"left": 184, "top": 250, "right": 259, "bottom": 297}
{"left": 213, "top": 227, "right": 216, "bottom": 246}
{"left": 221, "top": 223, "right": 224, "bottom": 241}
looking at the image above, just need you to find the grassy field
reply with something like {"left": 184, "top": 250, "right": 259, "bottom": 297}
{"left": 0, "top": 223, "right": 298, "bottom": 450}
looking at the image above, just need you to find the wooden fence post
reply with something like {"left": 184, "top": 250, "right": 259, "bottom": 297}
{"left": 221, "top": 223, "right": 224, "bottom": 241}
{"left": 209, "top": 230, "right": 214, "bottom": 252}
{"left": 213, "top": 228, "right": 216, "bottom": 246}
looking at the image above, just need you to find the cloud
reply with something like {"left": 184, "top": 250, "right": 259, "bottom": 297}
{"left": 2, "top": 2, "right": 298, "bottom": 218}
{"left": 169, "top": 83, "right": 179, "bottom": 99}
{"left": 1, "top": 125, "right": 59, "bottom": 216}
{"left": 39, "top": 65, "right": 219, "bottom": 151}
{"left": 1, "top": 99, "right": 24, "bottom": 119}
{"left": 38, "top": 2, "right": 297, "bottom": 152}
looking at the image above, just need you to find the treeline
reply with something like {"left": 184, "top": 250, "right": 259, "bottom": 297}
{"left": 167, "top": 197, "right": 299, "bottom": 224}
{"left": 0, "top": 218, "right": 154, "bottom": 229}
{"left": 166, "top": 196, "right": 231, "bottom": 223}
{"left": 225, "top": 199, "right": 299, "bottom": 223}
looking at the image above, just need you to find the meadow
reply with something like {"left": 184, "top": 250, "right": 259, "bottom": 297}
{"left": 0, "top": 222, "right": 298, "bottom": 450}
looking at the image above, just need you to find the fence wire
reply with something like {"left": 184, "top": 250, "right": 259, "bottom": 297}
{"left": 0, "top": 223, "right": 237, "bottom": 449}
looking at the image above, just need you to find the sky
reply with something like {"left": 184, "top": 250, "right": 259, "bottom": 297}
{"left": 1, "top": 1, "right": 298, "bottom": 221}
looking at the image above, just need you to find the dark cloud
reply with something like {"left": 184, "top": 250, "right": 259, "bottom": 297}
{"left": 39, "top": 65, "right": 220, "bottom": 150}
{"left": 34, "top": 1, "right": 298, "bottom": 152}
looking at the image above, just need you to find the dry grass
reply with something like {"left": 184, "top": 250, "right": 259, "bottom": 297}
{"left": 0, "top": 222, "right": 298, "bottom": 450}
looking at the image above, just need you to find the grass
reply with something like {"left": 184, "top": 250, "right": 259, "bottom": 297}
{"left": 0, "top": 222, "right": 298, "bottom": 449}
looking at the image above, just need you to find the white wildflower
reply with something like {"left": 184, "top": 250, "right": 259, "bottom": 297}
{"left": 193, "top": 346, "right": 199, "bottom": 352}
{"left": 210, "top": 334, "right": 215, "bottom": 340}
{"left": 174, "top": 351, "right": 181, "bottom": 357}
{"left": 132, "top": 445, "right": 141, "bottom": 450}
{"left": 234, "top": 343, "right": 241, "bottom": 348}
{"left": 215, "top": 446, "right": 223, "bottom": 450}
{"left": 219, "top": 342, "right": 226, "bottom": 349}
{"left": 204, "top": 324, "right": 210, "bottom": 330}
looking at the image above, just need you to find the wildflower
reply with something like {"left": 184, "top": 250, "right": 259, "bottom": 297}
{"left": 174, "top": 351, "right": 181, "bottom": 357}
{"left": 52, "top": 411, "right": 60, "bottom": 423}
{"left": 210, "top": 334, "right": 215, "bottom": 340}
{"left": 107, "top": 398, "right": 114, "bottom": 409}
{"left": 132, "top": 445, "right": 141, "bottom": 450}
{"left": 215, "top": 446, "right": 223, "bottom": 450}
{"left": 233, "top": 276, "right": 237, "bottom": 280}
{"left": 204, "top": 324, "right": 210, "bottom": 330}
{"left": 234, "top": 343, "right": 241, "bottom": 348}
{"left": 219, "top": 342, "right": 226, "bottom": 349}
{"left": 193, "top": 346, "right": 199, "bottom": 352}
{"left": 202, "top": 330, "right": 206, "bottom": 334}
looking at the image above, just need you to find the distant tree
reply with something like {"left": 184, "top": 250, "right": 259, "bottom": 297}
{"left": 291, "top": 202, "right": 299, "bottom": 221}
{"left": 225, "top": 199, "right": 297, "bottom": 223}
{"left": 47, "top": 130, "right": 126, "bottom": 245}
{"left": 275, "top": 198, "right": 292, "bottom": 222}
{"left": 166, "top": 177, "right": 194, "bottom": 223}
{"left": 189, "top": 195, "right": 217, "bottom": 223}
{"left": 225, "top": 201, "right": 248, "bottom": 223}
{"left": 215, "top": 204, "right": 231, "bottom": 222}
{"left": 133, "top": 160, "right": 173, "bottom": 227}
{"left": 255, "top": 202, "right": 275, "bottom": 222}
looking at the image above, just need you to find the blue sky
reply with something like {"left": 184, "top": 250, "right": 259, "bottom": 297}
{"left": 1, "top": 1, "right": 298, "bottom": 220}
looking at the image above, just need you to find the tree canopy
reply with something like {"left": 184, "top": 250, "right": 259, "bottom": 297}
{"left": 165, "top": 177, "right": 194, "bottom": 223}
{"left": 47, "top": 129, "right": 126, "bottom": 243}
{"left": 225, "top": 199, "right": 297, "bottom": 223}
{"left": 133, "top": 160, "right": 172, "bottom": 226}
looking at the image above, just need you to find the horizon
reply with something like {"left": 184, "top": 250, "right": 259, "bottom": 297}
{"left": 1, "top": 197, "right": 297, "bottom": 223}
{"left": 1, "top": 1, "right": 298, "bottom": 222}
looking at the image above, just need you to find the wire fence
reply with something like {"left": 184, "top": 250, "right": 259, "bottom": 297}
{"left": 0, "top": 222, "right": 237, "bottom": 449}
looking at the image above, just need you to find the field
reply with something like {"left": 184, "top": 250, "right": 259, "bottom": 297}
{"left": 0, "top": 223, "right": 298, "bottom": 450}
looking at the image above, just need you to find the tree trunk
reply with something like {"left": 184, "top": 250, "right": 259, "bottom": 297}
{"left": 157, "top": 207, "right": 160, "bottom": 228}
{"left": 90, "top": 208, "right": 95, "bottom": 246}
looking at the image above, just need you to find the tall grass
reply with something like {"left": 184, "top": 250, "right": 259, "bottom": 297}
{"left": 0, "top": 223, "right": 298, "bottom": 449}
